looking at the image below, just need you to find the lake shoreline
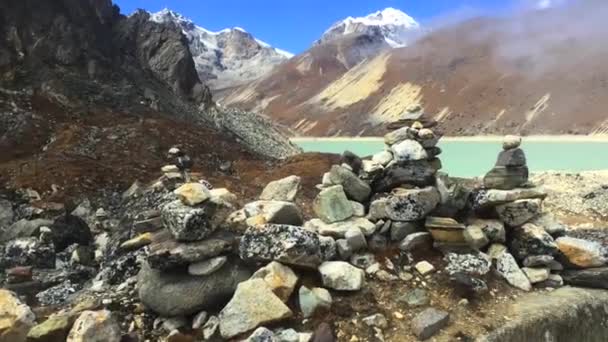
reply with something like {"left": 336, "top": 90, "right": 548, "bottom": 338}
{"left": 292, "top": 135, "right": 608, "bottom": 142}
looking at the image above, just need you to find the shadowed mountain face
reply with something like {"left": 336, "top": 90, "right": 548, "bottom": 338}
{"left": 218, "top": 1, "right": 608, "bottom": 136}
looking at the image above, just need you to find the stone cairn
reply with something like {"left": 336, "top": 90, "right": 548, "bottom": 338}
{"left": 1, "top": 136, "right": 607, "bottom": 341}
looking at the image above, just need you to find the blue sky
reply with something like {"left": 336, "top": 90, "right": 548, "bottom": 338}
{"left": 113, "top": 0, "right": 527, "bottom": 53}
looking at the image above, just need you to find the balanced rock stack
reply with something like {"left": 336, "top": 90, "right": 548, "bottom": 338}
{"left": 483, "top": 135, "right": 528, "bottom": 190}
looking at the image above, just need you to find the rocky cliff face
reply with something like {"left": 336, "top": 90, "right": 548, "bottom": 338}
{"left": 149, "top": 9, "right": 293, "bottom": 90}
{"left": 0, "top": 0, "right": 298, "bottom": 159}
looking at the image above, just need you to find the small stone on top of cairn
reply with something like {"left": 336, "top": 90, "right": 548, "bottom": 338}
{"left": 483, "top": 135, "right": 529, "bottom": 190}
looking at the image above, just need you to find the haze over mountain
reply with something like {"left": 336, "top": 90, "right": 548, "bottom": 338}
{"left": 218, "top": 0, "right": 608, "bottom": 137}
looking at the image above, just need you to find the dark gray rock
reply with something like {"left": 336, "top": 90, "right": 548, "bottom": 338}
{"left": 138, "top": 260, "right": 251, "bottom": 316}
{"left": 367, "top": 234, "right": 388, "bottom": 252}
{"left": 0, "top": 237, "right": 55, "bottom": 269}
{"left": 496, "top": 199, "right": 542, "bottom": 226}
{"left": 390, "top": 221, "right": 419, "bottom": 241}
{"left": 496, "top": 148, "right": 526, "bottom": 167}
{"left": 562, "top": 268, "right": 608, "bottom": 289}
{"left": 328, "top": 165, "right": 371, "bottom": 202}
{"left": 411, "top": 308, "right": 450, "bottom": 340}
{"left": 483, "top": 166, "right": 529, "bottom": 190}
{"left": 399, "top": 232, "right": 432, "bottom": 252}
{"left": 510, "top": 224, "right": 558, "bottom": 260}
{"left": 372, "top": 161, "right": 436, "bottom": 192}
{"left": 239, "top": 224, "right": 323, "bottom": 268}
{"left": 147, "top": 232, "right": 233, "bottom": 271}
{"left": 449, "top": 272, "right": 488, "bottom": 296}
{"left": 49, "top": 215, "right": 92, "bottom": 251}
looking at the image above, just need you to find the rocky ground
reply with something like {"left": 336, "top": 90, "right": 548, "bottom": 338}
{"left": 1, "top": 125, "right": 607, "bottom": 342}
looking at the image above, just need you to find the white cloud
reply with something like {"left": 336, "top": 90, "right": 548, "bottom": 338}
{"left": 538, "top": 0, "right": 553, "bottom": 9}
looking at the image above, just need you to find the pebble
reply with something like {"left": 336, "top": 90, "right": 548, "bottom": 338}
{"left": 414, "top": 261, "right": 435, "bottom": 276}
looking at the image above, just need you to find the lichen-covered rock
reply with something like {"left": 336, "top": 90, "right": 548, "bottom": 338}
{"left": 313, "top": 185, "right": 353, "bottom": 224}
{"left": 147, "top": 235, "right": 232, "bottom": 271}
{"left": 510, "top": 224, "right": 558, "bottom": 260}
{"left": 444, "top": 253, "right": 491, "bottom": 276}
{"left": 260, "top": 175, "right": 301, "bottom": 202}
{"left": 0, "top": 289, "right": 35, "bottom": 342}
{"left": 239, "top": 224, "right": 323, "bottom": 268}
{"left": 161, "top": 199, "right": 232, "bottom": 241}
{"left": 138, "top": 260, "right": 251, "bottom": 316}
{"left": 66, "top": 310, "right": 120, "bottom": 342}
{"left": 496, "top": 199, "right": 542, "bottom": 226}
{"left": 328, "top": 165, "right": 371, "bottom": 202}
{"left": 0, "top": 237, "right": 55, "bottom": 269}
{"left": 391, "top": 140, "right": 428, "bottom": 162}
{"left": 496, "top": 252, "right": 532, "bottom": 291}
{"left": 369, "top": 187, "right": 440, "bottom": 222}
{"left": 556, "top": 237, "right": 607, "bottom": 268}
{"left": 218, "top": 279, "right": 293, "bottom": 339}
{"left": 471, "top": 188, "right": 547, "bottom": 210}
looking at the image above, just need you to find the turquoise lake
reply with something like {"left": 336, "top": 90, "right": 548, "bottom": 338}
{"left": 293, "top": 139, "right": 608, "bottom": 178}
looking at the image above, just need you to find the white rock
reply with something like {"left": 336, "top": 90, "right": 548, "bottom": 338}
{"left": 318, "top": 261, "right": 365, "bottom": 291}
{"left": 188, "top": 256, "right": 228, "bottom": 276}
{"left": 414, "top": 261, "right": 435, "bottom": 276}
{"left": 372, "top": 150, "right": 393, "bottom": 166}
{"left": 260, "top": 175, "right": 301, "bottom": 202}
{"left": 67, "top": 310, "right": 121, "bottom": 342}
{"left": 496, "top": 252, "right": 532, "bottom": 291}
{"left": 391, "top": 140, "right": 428, "bottom": 162}
{"left": 298, "top": 286, "right": 332, "bottom": 318}
{"left": 522, "top": 267, "right": 550, "bottom": 284}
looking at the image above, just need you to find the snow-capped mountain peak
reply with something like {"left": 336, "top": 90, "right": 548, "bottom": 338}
{"left": 147, "top": 9, "right": 293, "bottom": 89}
{"left": 317, "top": 7, "right": 422, "bottom": 48}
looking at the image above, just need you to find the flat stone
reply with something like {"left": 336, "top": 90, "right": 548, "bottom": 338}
{"left": 328, "top": 165, "right": 371, "bottom": 202}
{"left": 243, "top": 200, "right": 303, "bottom": 226}
{"left": 556, "top": 236, "right": 607, "bottom": 268}
{"left": 483, "top": 166, "right": 529, "bottom": 190}
{"left": 318, "top": 261, "right": 365, "bottom": 291}
{"left": 305, "top": 217, "right": 376, "bottom": 238}
{"left": 390, "top": 221, "right": 419, "bottom": 241}
{"left": 239, "top": 224, "right": 323, "bottom": 268}
{"left": 466, "top": 219, "right": 506, "bottom": 243}
{"left": 414, "top": 261, "right": 435, "bottom": 276}
{"left": 471, "top": 188, "right": 547, "bottom": 210}
{"left": 369, "top": 187, "right": 440, "bottom": 222}
{"left": 398, "top": 288, "right": 430, "bottom": 307}
{"left": 496, "top": 252, "right": 532, "bottom": 291}
{"left": 399, "top": 232, "right": 432, "bottom": 252}
{"left": 464, "top": 225, "right": 490, "bottom": 249}
{"left": 218, "top": 279, "right": 293, "bottom": 339}
{"left": 391, "top": 140, "right": 428, "bottom": 162}
{"left": 147, "top": 233, "right": 233, "bottom": 270}
{"left": 251, "top": 261, "right": 298, "bottom": 302}
{"left": 161, "top": 199, "right": 231, "bottom": 242}
{"left": 509, "top": 224, "right": 558, "bottom": 260}
{"left": 425, "top": 217, "right": 466, "bottom": 243}
{"left": 138, "top": 260, "right": 251, "bottom": 316}
{"left": 174, "top": 183, "right": 211, "bottom": 206}
{"left": 133, "top": 216, "right": 163, "bottom": 234}
{"left": 522, "top": 267, "right": 550, "bottom": 283}
{"left": 6, "top": 266, "right": 33, "bottom": 284}
{"left": 523, "top": 255, "right": 555, "bottom": 268}
{"left": 0, "top": 289, "right": 35, "bottom": 342}
{"left": 561, "top": 267, "right": 608, "bottom": 289}
{"left": 496, "top": 148, "right": 527, "bottom": 167}
{"left": 66, "top": 310, "right": 120, "bottom": 342}
{"left": 260, "top": 175, "right": 301, "bottom": 202}
{"left": 298, "top": 286, "right": 332, "bottom": 318}
{"left": 503, "top": 135, "right": 522, "bottom": 150}
{"left": 496, "top": 199, "right": 542, "bottom": 226}
{"left": 313, "top": 185, "right": 353, "bottom": 224}
{"left": 535, "top": 274, "right": 564, "bottom": 288}
{"left": 372, "top": 161, "right": 437, "bottom": 192}
{"left": 411, "top": 308, "right": 449, "bottom": 340}
{"left": 188, "top": 256, "right": 228, "bottom": 276}
{"left": 384, "top": 126, "right": 417, "bottom": 145}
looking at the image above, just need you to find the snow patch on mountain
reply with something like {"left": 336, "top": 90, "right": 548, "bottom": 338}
{"left": 317, "top": 7, "right": 422, "bottom": 47}
{"left": 149, "top": 9, "right": 292, "bottom": 89}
